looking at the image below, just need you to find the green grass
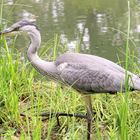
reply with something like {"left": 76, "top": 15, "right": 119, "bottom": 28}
{"left": 1, "top": 1, "right": 140, "bottom": 140}
{"left": 0, "top": 32, "right": 140, "bottom": 140}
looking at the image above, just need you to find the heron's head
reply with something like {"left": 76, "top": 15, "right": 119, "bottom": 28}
{"left": 0, "top": 19, "right": 39, "bottom": 36}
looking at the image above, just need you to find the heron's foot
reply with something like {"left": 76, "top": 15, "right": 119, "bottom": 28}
{"left": 40, "top": 112, "right": 88, "bottom": 125}
{"left": 20, "top": 112, "right": 87, "bottom": 126}
{"left": 20, "top": 112, "right": 61, "bottom": 126}
{"left": 40, "top": 112, "right": 87, "bottom": 119}
{"left": 20, "top": 112, "right": 93, "bottom": 140}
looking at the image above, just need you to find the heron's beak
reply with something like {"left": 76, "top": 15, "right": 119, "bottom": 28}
{"left": 0, "top": 27, "right": 20, "bottom": 36}
{"left": 0, "top": 27, "right": 13, "bottom": 35}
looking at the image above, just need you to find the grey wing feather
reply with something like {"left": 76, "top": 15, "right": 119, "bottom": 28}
{"left": 57, "top": 63, "right": 126, "bottom": 93}
{"left": 55, "top": 53, "right": 140, "bottom": 93}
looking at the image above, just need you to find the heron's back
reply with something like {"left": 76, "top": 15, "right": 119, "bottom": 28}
{"left": 56, "top": 52, "right": 125, "bottom": 73}
{"left": 55, "top": 52, "right": 140, "bottom": 93}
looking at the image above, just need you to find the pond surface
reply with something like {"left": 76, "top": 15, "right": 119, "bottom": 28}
{"left": 1, "top": 0, "right": 140, "bottom": 63}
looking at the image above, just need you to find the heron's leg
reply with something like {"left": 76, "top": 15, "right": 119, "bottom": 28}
{"left": 38, "top": 112, "right": 87, "bottom": 127}
{"left": 20, "top": 112, "right": 87, "bottom": 122}
{"left": 81, "top": 94, "right": 93, "bottom": 140}
{"left": 40, "top": 112, "right": 87, "bottom": 119}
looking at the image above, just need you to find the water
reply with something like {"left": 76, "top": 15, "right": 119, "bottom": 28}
{"left": 1, "top": 0, "right": 140, "bottom": 63}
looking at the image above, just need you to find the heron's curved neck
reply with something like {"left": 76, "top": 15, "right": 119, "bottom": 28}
{"left": 27, "top": 29, "right": 41, "bottom": 57}
{"left": 27, "top": 29, "right": 48, "bottom": 73}
{"left": 27, "top": 29, "right": 57, "bottom": 76}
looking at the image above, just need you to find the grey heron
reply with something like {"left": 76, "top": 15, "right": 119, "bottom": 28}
{"left": 1, "top": 19, "right": 140, "bottom": 140}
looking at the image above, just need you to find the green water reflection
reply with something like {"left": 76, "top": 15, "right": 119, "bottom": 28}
{"left": 1, "top": 0, "right": 140, "bottom": 63}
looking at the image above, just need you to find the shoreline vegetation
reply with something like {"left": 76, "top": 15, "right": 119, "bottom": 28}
{"left": 1, "top": 1, "right": 140, "bottom": 140}
{"left": 1, "top": 33, "right": 140, "bottom": 140}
